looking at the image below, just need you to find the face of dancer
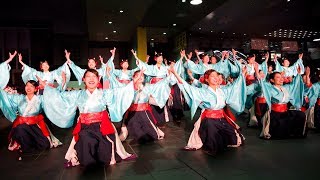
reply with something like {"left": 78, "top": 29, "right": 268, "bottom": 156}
{"left": 88, "top": 59, "right": 96, "bottom": 69}
{"left": 248, "top": 57, "right": 255, "bottom": 64}
{"left": 203, "top": 55, "right": 209, "bottom": 64}
{"left": 156, "top": 55, "right": 163, "bottom": 64}
{"left": 41, "top": 61, "right": 50, "bottom": 72}
{"left": 206, "top": 71, "right": 220, "bottom": 86}
{"left": 210, "top": 56, "right": 217, "bottom": 64}
{"left": 259, "top": 70, "right": 265, "bottom": 79}
{"left": 283, "top": 59, "right": 290, "bottom": 67}
{"left": 121, "top": 61, "right": 129, "bottom": 69}
{"left": 83, "top": 71, "right": 99, "bottom": 91}
{"left": 133, "top": 71, "right": 145, "bottom": 84}
{"left": 25, "top": 82, "right": 37, "bottom": 95}
{"left": 271, "top": 73, "right": 283, "bottom": 86}
{"left": 268, "top": 65, "right": 273, "bottom": 72}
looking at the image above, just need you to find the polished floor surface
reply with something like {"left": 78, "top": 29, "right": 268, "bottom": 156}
{"left": 1, "top": 112, "right": 319, "bottom": 180}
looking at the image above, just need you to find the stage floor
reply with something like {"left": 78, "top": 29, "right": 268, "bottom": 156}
{"left": 1, "top": 113, "right": 319, "bottom": 180}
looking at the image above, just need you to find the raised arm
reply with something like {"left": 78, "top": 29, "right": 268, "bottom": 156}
{"left": 0, "top": 51, "right": 16, "bottom": 89}
{"left": 170, "top": 66, "right": 204, "bottom": 118}
{"left": 5, "top": 51, "right": 17, "bottom": 64}
{"left": 66, "top": 50, "right": 86, "bottom": 85}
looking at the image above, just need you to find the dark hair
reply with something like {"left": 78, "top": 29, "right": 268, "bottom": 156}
{"left": 154, "top": 52, "right": 163, "bottom": 61}
{"left": 268, "top": 72, "right": 281, "bottom": 84}
{"left": 247, "top": 54, "right": 255, "bottom": 60}
{"left": 120, "top": 59, "right": 128, "bottom": 66}
{"left": 203, "top": 69, "right": 219, "bottom": 85}
{"left": 155, "top": 52, "right": 163, "bottom": 57}
{"left": 88, "top": 58, "right": 97, "bottom": 63}
{"left": 40, "top": 60, "right": 49, "bottom": 69}
{"left": 133, "top": 70, "right": 141, "bottom": 77}
{"left": 25, "top": 80, "right": 39, "bottom": 94}
{"left": 26, "top": 80, "right": 39, "bottom": 88}
{"left": 83, "top": 69, "right": 99, "bottom": 79}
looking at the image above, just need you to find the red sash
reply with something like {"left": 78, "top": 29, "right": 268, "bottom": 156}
{"left": 245, "top": 75, "right": 255, "bottom": 85}
{"left": 9, "top": 114, "right": 50, "bottom": 140}
{"left": 271, "top": 104, "right": 288, "bottom": 112}
{"left": 72, "top": 111, "right": 115, "bottom": 142}
{"left": 128, "top": 103, "right": 152, "bottom": 111}
{"left": 127, "top": 103, "right": 157, "bottom": 124}
{"left": 201, "top": 109, "right": 237, "bottom": 129}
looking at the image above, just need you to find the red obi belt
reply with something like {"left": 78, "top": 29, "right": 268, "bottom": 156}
{"left": 245, "top": 75, "right": 256, "bottom": 86}
{"left": 201, "top": 108, "right": 237, "bottom": 129}
{"left": 72, "top": 111, "right": 115, "bottom": 141}
{"left": 127, "top": 103, "right": 157, "bottom": 124}
{"left": 128, "top": 103, "right": 152, "bottom": 111}
{"left": 9, "top": 114, "right": 50, "bottom": 140}
{"left": 271, "top": 103, "right": 288, "bottom": 112}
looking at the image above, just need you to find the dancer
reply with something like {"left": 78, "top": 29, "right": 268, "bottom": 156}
{"left": 0, "top": 57, "right": 61, "bottom": 158}
{"left": 19, "top": 51, "right": 70, "bottom": 94}
{"left": 67, "top": 48, "right": 116, "bottom": 87}
{"left": 258, "top": 63, "right": 307, "bottom": 139}
{"left": 41, "top": 69, "right": 137, "bottom": 167}
{"left": 170, "top": 57, "right": 246, "bottom": 156}
{"left": 274, "top": 53, "right": 304, "bottom": 84}
{"left": 131, "top": 49, "right": 183, "bottom": 125}
{"left": 106, "top": 69, "right": 171, "bottom": 143}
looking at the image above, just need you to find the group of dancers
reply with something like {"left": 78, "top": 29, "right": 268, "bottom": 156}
{"left": 0, "top": 47, "right": 319, "bottom": 167}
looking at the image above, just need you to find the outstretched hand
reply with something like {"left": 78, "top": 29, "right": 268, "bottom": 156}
{"left": 65, "top": 49, "right": 71, "bottom": 64}
{"left": 131, "top": 49, "right": 137, "bottom": 57}
{"left": 6, "top": 50, "right": 17, "bottom": 64}
{"left": 110, "top": 47, "right": 116, "bottom": 57}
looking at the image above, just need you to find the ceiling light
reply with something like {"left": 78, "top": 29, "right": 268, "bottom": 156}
{"left": 287, "top": 0, "right": 290, "bottom": 2}
{"left": 233, "top": 32, "right": 235, "bottom": 34}
{"left": 173, "top": 23, "right": 176, "bottom": 26}
{"left": 113, "top": 30, "right": 117, "bottom": 33}
{"left": 244, "top": 33, "right": 246, "bottom": 35}
{"left": 109, "top": 21, "right": 112, "bottom": 24}
{"left": 105, "top": 37, "right": 108, "bottom": 40}
{"left": 163, "top": 32, "right": 167, "bottom": 35}
{"left": 222, "top": 31, "right": 224, "bottom": 33}
{"left": 120, "top": 10, "right": 124, "bottom": 13}
{"left": 182, "top": 0, "right": 186, "bottom": 2}
{"left": 190, "top": 0, "right": 202, "bottom": 5}
{"left": 313, "top": 38, "right": 320, "bottom": 41}
{"left": 151, "top": 38, "right": 154, "bottom": 41}
{"left": 199, "top": 28, "right": 201, "bottom": 30}
{"left": 264, "top": 35, "right": 267, "bottom": 36}
{"left": 210, "top": 30, "right": 213, "bottom": 33}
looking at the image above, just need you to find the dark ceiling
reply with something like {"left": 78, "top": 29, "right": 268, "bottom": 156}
{"left": 0, "top": 0, "right": 319, "bottom": 42}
